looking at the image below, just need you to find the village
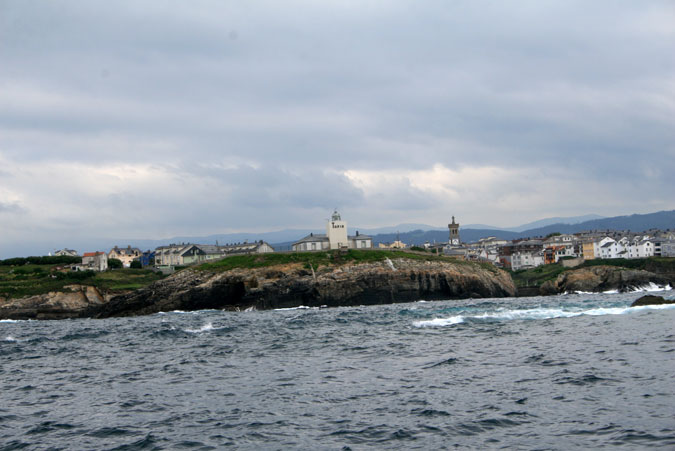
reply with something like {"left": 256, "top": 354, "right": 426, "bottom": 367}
{"left": 52, "top": 210, "right": 675, "bottom": 273}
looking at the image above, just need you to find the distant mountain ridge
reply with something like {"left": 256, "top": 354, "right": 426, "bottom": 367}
{"left": 369, "top": 210, "right": 675, "bottom": 246}
{"left": 3, "top": 211, "right": 673, "bottom": 258}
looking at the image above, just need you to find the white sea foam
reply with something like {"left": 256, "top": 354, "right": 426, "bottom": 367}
{"left": 274, "top": 306, "right": 314, "bottom": 311}
{"left": 413, "top": 303, "right": 675, "bottom": 327}
{"left": 184, "top": 322, "right": 214, "bottom": 333}
{"left": 3, "top": 336, "right": 17, "bottom": 342}
{"left": 414, "top": 316, "right": 465, "bottom": 327}
{"left": 632, "top": 282, "right": 672, "bottom": 292}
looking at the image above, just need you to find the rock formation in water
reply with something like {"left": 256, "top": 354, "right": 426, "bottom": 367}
{"left": 91, "top": 259, "right": 516, "bottom": 318}
{"left": 0, "top": 285, "right": 109, "bottom": 320}
{"left": 539, "top": 265, "right": 671, "bottom": 295}
{"left": 630, "top": 294, "right": 674, "bottom": 307}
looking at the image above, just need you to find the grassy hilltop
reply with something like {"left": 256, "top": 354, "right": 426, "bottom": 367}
{"left": 197, "top": 249, "right": 497, "bottom": 273}
{"left": 0, "top": 262, "right": 164, "bottom": 300}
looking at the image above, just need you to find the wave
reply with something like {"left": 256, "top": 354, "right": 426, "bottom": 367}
{"left": 184, "top": 322, "right": 214, "bottom": 333}
{"left": 414, "top": 303, "right": 675, "bottom": 327}
{"left": 3, "top": 336, "right": 17, "bottom": 342}
{"left": 633, "top": 283, "right": 672, "bottom": 292}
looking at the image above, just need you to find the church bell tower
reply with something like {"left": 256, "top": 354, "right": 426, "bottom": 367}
{"left": 448, "top": 216, "right": 460, "bottom": 246}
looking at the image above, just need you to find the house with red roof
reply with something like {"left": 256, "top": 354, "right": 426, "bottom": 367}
{"left": 82, "top": 251, "right": 108, "bottom": 271}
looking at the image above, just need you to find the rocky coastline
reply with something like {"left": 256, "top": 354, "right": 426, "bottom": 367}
{"left": 92, "top": 259, "right": 516, "bottom": 318}
{"left": 538, "top": 265, "right": 672, "bottom": 295}
{"left": 2, "top": 259, "right": 673, "bottom": 320}
{"left": 1, "top": 259, "right": 516, "bottom": 320}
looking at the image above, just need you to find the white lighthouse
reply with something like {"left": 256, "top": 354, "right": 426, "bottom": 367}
{"left": 327, "top": 209, "right": 349, "bottom": 249}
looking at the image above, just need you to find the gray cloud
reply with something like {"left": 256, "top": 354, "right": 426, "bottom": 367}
{"left": 0, "top": 0, "right": 674, "bottom": 256}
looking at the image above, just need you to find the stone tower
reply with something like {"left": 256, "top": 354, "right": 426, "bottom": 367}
{"left": 448, "top": 216, "right": 460, "bottom": 246}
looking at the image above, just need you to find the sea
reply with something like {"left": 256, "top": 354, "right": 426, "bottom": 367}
{"left": 2, "top": 290, "right": 674, "bottom": 450}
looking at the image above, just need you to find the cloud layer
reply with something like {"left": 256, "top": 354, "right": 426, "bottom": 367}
{"left": 1, "top": 0, "right": 674, "bottom": 256}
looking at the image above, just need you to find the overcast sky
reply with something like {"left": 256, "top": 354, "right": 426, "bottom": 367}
{"left": 1, "top": 0, "right": 674, "bottom": 256}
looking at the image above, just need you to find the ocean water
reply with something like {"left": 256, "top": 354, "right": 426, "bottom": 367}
{"left": 2, "top": 292, "right": 675, "bottom": 450}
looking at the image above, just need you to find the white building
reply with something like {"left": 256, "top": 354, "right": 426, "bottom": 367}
{"left": 628, "top": 237, "right": 655, "bottom": 259}
{"left": 54, "top": 249, "right": 79, "bottom": 257}
{"left": 511, "top": 251, "right": 545, "bottom": 271}
{"left": 81, "top": 252, "right": 108, "bottom": 271}
{"left": 292, "top": 210, "right": 373, "bottom": 251}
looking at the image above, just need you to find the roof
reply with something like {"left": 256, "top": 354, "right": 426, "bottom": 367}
{"left": 349, "top": 234, "right": 372, "bottom": 239}
{"left": 110, "top": 246, "right": 142, "bottom": 255}
{"left": 293, "top": 234, "right": 328, "bottom": 245}
{"left": 83, "top": 252, "right": 103, "bottom": 257}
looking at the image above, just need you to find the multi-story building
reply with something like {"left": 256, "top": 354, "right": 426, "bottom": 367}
{"left": 108, "top": 245, "right": 143, "bottom": 268}
{"left": 81, "top": 252, "right": 108, "bottom": 271}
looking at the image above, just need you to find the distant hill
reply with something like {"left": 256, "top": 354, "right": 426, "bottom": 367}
{"left": 369, "top": 210, "right": 675, "bottom": 246}
{"left": 5, "top": 210, "right": 673, "bottom": 259}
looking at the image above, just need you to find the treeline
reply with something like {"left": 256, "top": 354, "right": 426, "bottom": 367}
{"left": 0, "top": 256, "right": 81, "bottom": 266}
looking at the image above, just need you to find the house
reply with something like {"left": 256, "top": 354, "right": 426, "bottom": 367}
{"left": 379, "top": 240, "right": 407, "bottom": 249}
{"left": 498, "top": 239, "right": 544, "bottom": 270}
{"left": 660, "top": 240, "right": 675, "bottom": 257}
{"left": 628, "top": 237, "right": 655, "bottom": 259}
{"left": 139, "top": 250, "right": 155, "bottom": 267}
{"left": 581, "top": 240, "right": 596, "bottom": 260}
{"left": 220, "top": 241, "right": 275, "bottom": 255}
{"left": 108, "top": 245, "right": 143, "bottom": 268}
{"left": 511, "top": 250, "right": 545, "bottom": 271}
{"left": 543, "top": 245, "right": 566, "bottom": 265}
{"left": 154, "top": 244, "right": 186, "bottom": 267}
{"left": 54, "top": 249, "right": 79, "bottom": 257}
{"left": 178, "top": 244, "right": 225, "bottom": 265}
{"left": 155, "top": 241, "right": 275, "bottom": 267}
{"left": 82, "top": 252, "right": 108, "bottom": 271}
{"left": 292, "top": 210, "right": 372, "bottom": 251}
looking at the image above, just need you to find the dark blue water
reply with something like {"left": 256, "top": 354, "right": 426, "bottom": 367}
{"left": 2, "top": 292, "right": 674, "bottom": 449}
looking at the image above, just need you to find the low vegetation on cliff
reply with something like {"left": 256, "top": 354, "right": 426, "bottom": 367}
{"left": 0, "top": 264, "right": 164, "bottom": 300}
{"left": 197, "top": 249, "right": 498, "bottom": 273}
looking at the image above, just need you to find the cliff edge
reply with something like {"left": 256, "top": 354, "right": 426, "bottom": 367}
{"left": 539, "top": 265, "right": 671, "bottom": 295}
{"left": 92, "top": 258, "right": 516, "bottom": 318}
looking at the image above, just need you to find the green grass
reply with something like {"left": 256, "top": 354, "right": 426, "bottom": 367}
{"left": 197, "top": 249, "right": 473, "bottom": 272}
{"left": 510, "top": 263, "right": 567, "bottom": 288}
{"left": 0, "top": 265, "right": 164, "bottom": 299}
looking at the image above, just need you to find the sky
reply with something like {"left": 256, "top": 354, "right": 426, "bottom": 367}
{"left": 1, "top": 0, "right": 674, "bottom": 257}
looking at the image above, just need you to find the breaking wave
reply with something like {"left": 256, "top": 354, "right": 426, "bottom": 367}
{"left": 184, "top": 322, "right": 215, "bottom": 333}
{"left": 414, "top": 303, "right": 675, "bottom": 327}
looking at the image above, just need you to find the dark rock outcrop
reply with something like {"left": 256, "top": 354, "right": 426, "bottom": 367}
{"left": 630, "top": 295, "right": 674, "bottom": 307}
{"left": 538, "top": 266, "right": 670, "bottom": 295}
{"left": 91, "top": 259, "right": 516, "bottom": 318}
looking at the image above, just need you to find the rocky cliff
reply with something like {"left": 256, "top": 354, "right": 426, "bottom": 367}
{"left": 539, "top": 265, "right": 671, "bottom": 295}
{"left": 0, "top": 285, "right": 110, "bottom": 320}
{"left": 91, "top": 259, "right": 516, "bottom": 318}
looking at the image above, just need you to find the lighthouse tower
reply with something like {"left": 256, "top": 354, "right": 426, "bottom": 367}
{"left": 327, "top": 209, "right": 348, "bottom": 249}
{"left": 448, "top": 216, "right": 460, "bottom": 246}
